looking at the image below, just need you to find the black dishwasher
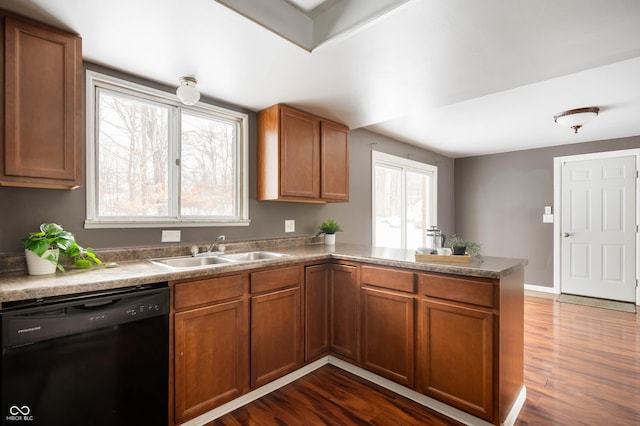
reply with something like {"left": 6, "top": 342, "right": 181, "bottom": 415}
{"left": 1, "top": 283, "right": 169, "bottom": 426}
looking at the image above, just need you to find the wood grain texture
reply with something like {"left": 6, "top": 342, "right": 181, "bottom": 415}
{"left": 210, "top": 365, "right": 463, "bottom": 426}
{"left": 1, "top": 13, "right": 82, "bottom": 189}
{"left": 330, "top": 263, "right": 360, "bottom": 361}
{"left": 207, "top": 292, "right": 639, "bottom": 425}
{"left": 320, "top": 120, "right": 349, "bottom": 202}
{"left": 516, "top": 292, "right": 640, "bottom": 425}
{"left": 305, "top": 264, "right": 331, "bottom": 361}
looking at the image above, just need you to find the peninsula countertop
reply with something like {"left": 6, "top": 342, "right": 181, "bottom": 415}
{"left": 0, "top": 242, "right": 527, "bottom": 306}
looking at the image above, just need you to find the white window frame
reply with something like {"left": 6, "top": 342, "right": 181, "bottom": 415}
{"left": 85, "top": 70, "right": 249, "bottom": 228}
{"left": 371, "top": 150, "right": 438, "bottom": 249}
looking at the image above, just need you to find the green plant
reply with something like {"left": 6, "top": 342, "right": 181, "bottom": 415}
{"left": 445, "top": 234, "right": 481, "bottom": 257}
{"left": 22, "top": 223, "right": 102, "bottom": 272}
{"left": 318, "top": 218, "right": 343, "bottom": 235}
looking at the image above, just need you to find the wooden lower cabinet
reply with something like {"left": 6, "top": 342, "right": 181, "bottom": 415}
{"left": 361, "top": 286, "right": 415, "bottom": 387}
{"left": 417, "top": 298, "right": 494, "bottom": 421}
{"left": 305, "top": 264, "right": 330, "bottom": 360}
{"left": 169, "top": 261, "right": 522, "bottom": 425}
{"left": 174, "top": 299, "right": 248, "bottom": 423}
{"left": 330, "top": 263, "right": 359, "bottom": 361}
{"left": 251, "top": 285, "right": 303, "bottom": 388}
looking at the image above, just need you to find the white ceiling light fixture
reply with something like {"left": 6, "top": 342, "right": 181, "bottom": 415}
{"left": 176, "top": 76, "right": 200, "bottom": 105}
{"left": 553, "top": 107, "right": 599, "bottom": 134}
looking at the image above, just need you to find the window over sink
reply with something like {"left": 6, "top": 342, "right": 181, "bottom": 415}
{"left": 85, "top": 70, "right": 249, "bottom": 228}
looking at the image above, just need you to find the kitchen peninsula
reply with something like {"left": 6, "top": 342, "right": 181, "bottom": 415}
{"left": 0, "top": 239, "right": 526, "bottom": 426}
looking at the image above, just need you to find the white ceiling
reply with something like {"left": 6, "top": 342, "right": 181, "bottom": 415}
{"left": 4, "top": 0, "right": 640, "bottom": 158}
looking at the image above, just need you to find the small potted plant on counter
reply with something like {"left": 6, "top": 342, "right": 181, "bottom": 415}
{"left": 318, "top": 219, "right": 343, "bottom": 245}
{"left": 446, "top": 234, "right": 481, "bottom": 257}
{"left": 22, "top": 223, "right": 102, "bottom": 275}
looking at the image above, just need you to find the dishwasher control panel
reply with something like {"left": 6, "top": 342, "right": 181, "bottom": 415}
{"left": 2, "top": 286, "right": 169, "bottom": 348}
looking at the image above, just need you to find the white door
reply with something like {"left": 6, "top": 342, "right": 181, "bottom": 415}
{"left": 561, "top": 155, "right": 637, "bottom": 302}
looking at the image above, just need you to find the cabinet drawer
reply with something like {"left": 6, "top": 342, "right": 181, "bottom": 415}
{"left": 420, "top": 273, "right": 495, "bottom": 308}
{"left": 251, "top": 265, "right": 302, "bottom": 293}
{"left": 361, "top": 265, "right": 415, "bottom": 293}
{"left": 174, "top": 274, "right": 245, "bottom": 310}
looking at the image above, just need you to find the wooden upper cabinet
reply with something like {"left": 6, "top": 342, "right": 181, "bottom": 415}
{"left": 0, "top": 13, "right": 82, "bottom": 189}
{"left": 257, "top": 104, "right": 349, "bottom": 203}
{"left": 280, "top": 107, "right": 320, "bottom": 199}
{"left": 320, "top": 120, "right": 349, "bottom": 201}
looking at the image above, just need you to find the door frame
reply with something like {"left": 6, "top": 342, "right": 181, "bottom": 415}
{"left": 553, "top": 148, "right": 640, "bottom": 304}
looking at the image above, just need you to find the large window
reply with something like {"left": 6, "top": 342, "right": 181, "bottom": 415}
{"left": 85, "top": 70, "right": 249, "bottom": 228}
{"left": 372, "top": 151, "right": 437, "bottom": 250}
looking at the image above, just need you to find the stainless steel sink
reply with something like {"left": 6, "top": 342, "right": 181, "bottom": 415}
{"left": 220, "top": 251, "right": 288, "bottom": 261}
{"left": 151, "top": 255, "right": 237, "bottom": 268}
{"left": 151, "top": 251, "right": 287, "bottom": 269}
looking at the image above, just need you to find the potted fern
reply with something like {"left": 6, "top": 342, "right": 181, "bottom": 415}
{"left": 318, "top": 219, "right": 343, "bottom": 245}
{"left": 22, "top": 223, "right": 102, "bottom": 275}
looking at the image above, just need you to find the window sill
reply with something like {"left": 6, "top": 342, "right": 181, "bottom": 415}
{"left": 84, "top": 219, "right": 251, "bottom": 229}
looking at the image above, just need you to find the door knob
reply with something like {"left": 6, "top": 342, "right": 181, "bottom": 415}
{"left": 562, "top": 232, "right": 574, "bottom": 237}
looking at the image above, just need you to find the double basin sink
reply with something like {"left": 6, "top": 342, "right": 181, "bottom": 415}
{"left": 151, "top": 251, "right": 288, "bottom": 269}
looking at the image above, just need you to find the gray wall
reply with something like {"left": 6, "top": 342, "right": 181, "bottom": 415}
{"left": 0, "top": 66, "right": 453, "bottom": 254}
{"left": 335, "top": 130, "right": 455, "bottom": 246}
{"left": 455, "top": 135, "right": 640, "bottom": 288}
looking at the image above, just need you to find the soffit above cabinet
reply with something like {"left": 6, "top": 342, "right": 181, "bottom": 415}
{"left": 214, "top": 0, "right": 409, "bottom": 51}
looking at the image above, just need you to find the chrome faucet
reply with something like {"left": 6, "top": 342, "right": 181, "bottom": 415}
{"left": 206, "top": 235, "right": 226, "bottom": 253}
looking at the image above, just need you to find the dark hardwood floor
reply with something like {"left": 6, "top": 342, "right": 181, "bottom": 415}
{"left": 210, "top": 293, "right": 639, "bottom": 425}
{"left": 211, "top": 365, "right": 463, "bottom": 425}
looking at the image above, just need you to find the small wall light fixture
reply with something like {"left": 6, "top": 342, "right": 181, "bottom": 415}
{"left": 553, "top": 107, "right": 599, "bottom": 134}
{"left": 176, "top": 76, "right": 200, "bottom": 105}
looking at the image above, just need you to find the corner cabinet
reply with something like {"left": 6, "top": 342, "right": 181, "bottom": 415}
{"left": 305, "top": 264, "right": 331, "bottom": 361}
{"left": 329, "top": 262, "right": 359, "bottom": 361}
{"left": 0, "top": 12, "right": 82, "bottom": 189}
{"left": 257, "top": 104, "right": 349, "bottom": 203}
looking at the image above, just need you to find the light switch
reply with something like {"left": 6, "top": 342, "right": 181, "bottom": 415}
{"left": 543, "top": 214, "right": 554, "bottom": 223}
{"left": 544, "top": 206, "right": 552, "bottom": 215}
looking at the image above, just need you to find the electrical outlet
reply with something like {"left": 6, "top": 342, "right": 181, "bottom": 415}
{"left": 285, "top": 219, "right": 295, "bottom": 233}
{"left": 161, "top": 230, "right": 181, "bottom": 242}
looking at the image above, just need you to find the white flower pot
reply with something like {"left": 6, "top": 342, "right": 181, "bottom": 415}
{"left": 25, "top": 249, "right": 59, "bottom": 275}
{"left": 324, "top": 233, "right": 336, "bottom": 245}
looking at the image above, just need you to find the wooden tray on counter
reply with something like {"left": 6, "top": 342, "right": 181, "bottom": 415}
{"left": 415, "top": 253, "right": 471, "bottom": 264}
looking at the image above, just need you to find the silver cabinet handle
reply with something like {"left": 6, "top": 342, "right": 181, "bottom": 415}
{"left": 562, "top": 232, "right": 575, "bottom": 237}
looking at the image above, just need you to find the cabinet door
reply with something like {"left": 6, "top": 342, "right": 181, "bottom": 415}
{"left": 361, "top": 287, "right": 415, "bottom": 387}
{"left": 305, "top": 264, "right": 330, "bottom": 361}
{"left": 330, "top": 263, "right": 359, "bottom": 361}
{"left": 280, "top": 106, "right": 320, "bottom": 199}
{"left": 320, "top": 120, "right": 349, "bottom": 201}
{"left": 174, "top": 299, "right": 248, "bottom": 423}
{"left": 418, "top": 298, "right": 494, "bottom": 421}
{"left": 2, "top": 16, "right": 82, "bottom": 189}
{"left": 251, "top": 287, "right": 303, "bottom": 387}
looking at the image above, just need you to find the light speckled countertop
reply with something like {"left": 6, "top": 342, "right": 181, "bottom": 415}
{"left": 0, "top": 241, "right": 526, "bottom": 306}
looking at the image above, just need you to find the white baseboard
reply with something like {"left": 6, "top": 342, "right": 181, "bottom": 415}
{"left": 524, "top": 283, "right": 557, "bottom": 294}
{"left": 181, "top": 356, "right": 526, "bottom": 426}
{"left": 180, "top": 357, "right": 329, "bottom": 426}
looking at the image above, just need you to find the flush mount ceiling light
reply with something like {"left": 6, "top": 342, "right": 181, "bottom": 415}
{"left": 553, "top": 107, "right": 599, "bottom": 134}
{"left": 176, "top": 76, "right": 200, "bottom": 105}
